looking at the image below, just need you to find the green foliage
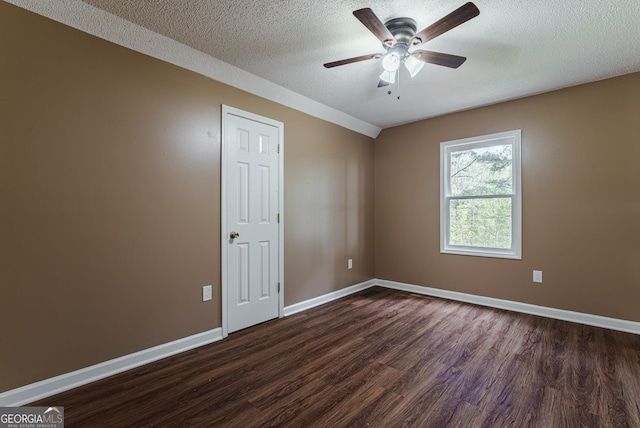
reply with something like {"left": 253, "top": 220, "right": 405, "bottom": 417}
{"left": 450, "top": 198, "right": 512, "bottom": 248}
{"left": 448, "top": 144, "right": 513, "bottom": 249}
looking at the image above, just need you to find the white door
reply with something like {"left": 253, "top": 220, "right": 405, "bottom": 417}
{"left": 222, "top": 106, "right": 283, "bottom": 334}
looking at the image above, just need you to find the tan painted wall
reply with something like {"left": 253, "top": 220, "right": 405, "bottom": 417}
{"left": 4, "top": 0, "right": 639, "bottom": 396}
{"left": 375, "top": 72, "right": 640, "bottom": 322}
{"left": 0, "top": 2, "right": 374, "bottom": 392}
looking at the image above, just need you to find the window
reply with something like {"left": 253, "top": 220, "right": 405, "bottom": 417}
{"left": 440, "top": 130, "right": 521, "bottom": 259}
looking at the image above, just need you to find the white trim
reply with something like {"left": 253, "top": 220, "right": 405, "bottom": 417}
{"left": 5, "top": 278, "right": 639, "bottom": 406}
{"left": 277, "top": 129, "right": 285, "bottom": 318}
{"left": 0, "top": 328, "right": 223, "bottom": 407}
{"left": 283, "top": 279, "right": 376, "bottom": 316}
{"left": 440, "top": 129, "right": 522, "bottom": 260}
{"left": 221, "top": 106, "right": 229, "bottom": 337}
{"left": 4, "top": 0, "right": 381, "bottom": 139}
{"left": 375, "top": 279, "right": 640, "bottom": 335}
{"left": 221, "top": 105, "right": 284, "bottom": 337}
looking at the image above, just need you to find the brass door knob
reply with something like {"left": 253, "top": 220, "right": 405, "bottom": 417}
{"left": 230, "top": 231, "right": 240, "bottom": 239}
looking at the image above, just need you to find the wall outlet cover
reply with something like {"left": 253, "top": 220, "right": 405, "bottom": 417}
{"left": 533, "top": 270, "right": 543, "bottom": 283}
{"left": 203, "top": 285, "right": 213, "bottom": 301}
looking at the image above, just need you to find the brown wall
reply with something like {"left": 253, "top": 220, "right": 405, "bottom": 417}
{"left": 0, "top": 2, "right": 374, "bottom": 393}
{"left": 4, "top": 0, "right": 639, "bottom": 397}
{"left": 375, "top": 72, "right": 640, "bottom": 322}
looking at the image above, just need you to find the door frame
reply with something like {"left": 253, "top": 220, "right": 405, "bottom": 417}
{"left": 221, "top": 105, "right": 284, "bottom": 337}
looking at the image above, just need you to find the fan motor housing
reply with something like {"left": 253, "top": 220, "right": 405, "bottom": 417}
{"left": 384, "top": 17, "right": 417, "bottom": 48}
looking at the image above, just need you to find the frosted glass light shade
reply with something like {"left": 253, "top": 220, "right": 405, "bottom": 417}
{"left": 379, "top": 70, "right": 397, "bottom": 84}
{"left": 381, "top": 52, "right": 401, "bottom": 72}
{"left": 404, "top": 55, "right": 425, "bottom": 78}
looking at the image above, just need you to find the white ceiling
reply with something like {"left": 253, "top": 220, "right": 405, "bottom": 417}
{"left": 9, "top": 0, "right": 640, "bottom": 135}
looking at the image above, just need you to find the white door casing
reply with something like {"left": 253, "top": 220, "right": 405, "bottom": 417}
{"left": 221, "top": 105, "right": 283, "bottom": 335}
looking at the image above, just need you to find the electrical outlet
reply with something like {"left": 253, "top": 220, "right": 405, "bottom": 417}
{"left": 203, "top": 285, "right": 212, "bottom": 301}
{"left": 533, "top": 270, "right": 543, "bottom": 283}
{"left": 348, "top": 259, "right": 353, "bottom": 269}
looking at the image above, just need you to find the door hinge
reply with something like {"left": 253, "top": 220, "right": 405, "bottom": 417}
{"left": 277, "top": 213, "right": 280, "bottom": 223}
{"left": 277, "top": 144, "right": 280, "bottom": 154}
{"left": 277, "top": 282, "right": 281, "bottom": 293}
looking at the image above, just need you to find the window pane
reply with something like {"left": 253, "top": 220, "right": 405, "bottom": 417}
{"left": 449, "top": 198, "right": 512, "bottom": 249}
{"left": 450, "top": 144, "right": 512, "bottom": 196}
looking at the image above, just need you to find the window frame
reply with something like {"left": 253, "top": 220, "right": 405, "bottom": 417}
{"left": 440, "top": 129, "right": 522, "bottom": 260}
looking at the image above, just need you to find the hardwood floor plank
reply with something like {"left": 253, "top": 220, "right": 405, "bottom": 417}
{"left": 28, "top": 287, "right": 640, "bottom": 427}
{"left": 446, "top": 400, "right": 486, "bottom": 428}
{"left": 247, "top": 378, "right": 331, "bottom": 427}
{"left": 341, "top": 389, "right": 406, "bottom": 427}
{"left": 615, "top": 331, "right": 640, "bottom": 427}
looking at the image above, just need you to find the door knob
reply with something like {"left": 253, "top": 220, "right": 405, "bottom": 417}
{"left": 230, "top": 231, "right": 240, "bottom": 239}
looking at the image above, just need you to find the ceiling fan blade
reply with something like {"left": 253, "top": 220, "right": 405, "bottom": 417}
{"left": 412, "top": 50, "right": 467, "bottom": 68}
{"left": 353, "top": 8, "right": 397, "bottom": 46}
{"left": 412, "top": 2, "right": 479, "bottom": 45}
{"left": 323, "top": 53, "right": 381, "bottom": 68}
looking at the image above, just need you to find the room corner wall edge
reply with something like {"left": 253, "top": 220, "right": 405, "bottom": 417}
{"left": 284, "top": 279, "right": 640, "bottom": 335}
{"left": 283, "top": 279, "right": 377, "bottom": 316}
{"left": 375, "top": 279, "right": 640, "bottom": 335}
{"left": 0, "top": 328, "right": 223, "bottom": 407}
{"left": 3, "top": 0, "right": 381, "bottom": 139}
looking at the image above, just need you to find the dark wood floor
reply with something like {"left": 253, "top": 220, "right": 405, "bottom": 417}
{"left": 31, "top": 287, "right": 640, "bottom": 427}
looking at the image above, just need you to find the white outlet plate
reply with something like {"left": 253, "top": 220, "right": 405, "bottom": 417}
{"left": 203, "top": 285, "right": 212, "bottom": 301}
{"left": 533, "top": 270, "right": 543, "bottom": 283}
{"left": 348, "top": 259, "right": 353, "bottom": 269}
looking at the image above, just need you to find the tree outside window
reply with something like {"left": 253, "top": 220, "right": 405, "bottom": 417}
{"left": 440, "top": 130, "right": 521, "bottom": 259}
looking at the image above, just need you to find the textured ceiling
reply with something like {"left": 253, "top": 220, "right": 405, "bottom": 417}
{"left": 15, "top": 0, "right": 640, "bottom": 131}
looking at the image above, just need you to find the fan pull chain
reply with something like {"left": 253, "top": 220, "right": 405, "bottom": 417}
{"left": 387, "top": 70, "right": 401, "bottom": 100}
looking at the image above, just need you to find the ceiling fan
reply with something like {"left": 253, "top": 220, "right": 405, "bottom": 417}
{"left": 324, "top": 2, "right": 480, "bottom": 87}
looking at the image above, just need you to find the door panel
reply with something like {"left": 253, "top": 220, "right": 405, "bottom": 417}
{"left": 224, "top": 109, "right": 281, "bottom": 333}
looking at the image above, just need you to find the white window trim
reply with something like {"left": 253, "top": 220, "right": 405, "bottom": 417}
{"left": 440, "top": 130, "right": 522, "bottom": 260}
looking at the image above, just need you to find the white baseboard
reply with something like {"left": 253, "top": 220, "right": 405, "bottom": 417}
{"left": 0, "top": 328, "right": 223, "bottom": 407}
{"left": 375, "top": 279, "right": 640, "bottom": 335}
{"left": 4, "top": 278, "right": 638, "bottom": 406}
{"left": 283, "top": 279, "right": 376, "bottom": 316}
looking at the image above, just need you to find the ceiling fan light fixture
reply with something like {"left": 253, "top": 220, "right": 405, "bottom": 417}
{"left": 324, "top": 3, "right": 480, "bottom": 88}
{"left": 404, "top": 54, "right": 425, "bottom": 78}
{"left": 381, "top": 52, "right": 401, "bottom": 72}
